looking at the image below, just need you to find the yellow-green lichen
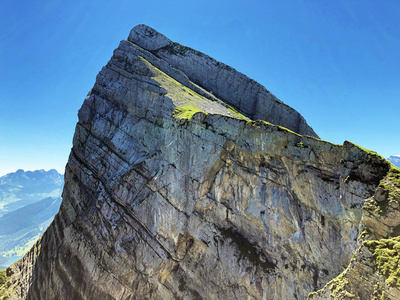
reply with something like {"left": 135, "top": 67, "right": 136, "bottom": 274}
{"left": 364, "top": 236, "right": 400, "bottom": 288}
{"left": 381, "top": 291, "right": 387, "bottom": 300}
{"left": 327, "top": 268, "right": 350, "bottom": 297}
{"left": 379, "top": 165, "right": 400, "bottom": 203}
{"left": 304, "top": 135, "right": 341, "bottom": 147}
{"left": 307, "top": 259, "right": 354, "bottom": 299}
{"left": 173, "top": 104, "right": 205, "bottom": 120}
{"left": 0, "top": 270, "right": 8, "bottom": 287}
{"left": 245, "top": 119, "right": 303, "bottom": 137}
{"left": 295, "top": 141, "right": 306, "bottom": 148}
{"left": 359, "top": 229, "right": 371, "bottom": 240}
{"left": 137, "top": 56, "right": 248, "bottom": 121}
{"left": 307, "top": 269, "right": 351, "bottom": 299}
{"left": 225, "top": 103, "right": 247, "bottom": 119}
{"left": 0, "top": 269, "right": 11, "bottom": 298}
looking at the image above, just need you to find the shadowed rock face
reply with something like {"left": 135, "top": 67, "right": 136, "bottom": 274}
{"left": 1, "top": 25, "right": 400, "bottom": 300}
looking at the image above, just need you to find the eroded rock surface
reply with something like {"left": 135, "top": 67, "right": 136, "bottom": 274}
{"left": 1, "top": 25, "right": 400, "bottom": 300}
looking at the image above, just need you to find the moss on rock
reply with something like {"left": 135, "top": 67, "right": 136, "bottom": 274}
{"left": 0, "top": 268, "right": 12, "bottom": 299}
{"left": 364, "top": 236, "right": 400, "bottom": 288}
{"left": 173, "top": 104, "right": 205, "bottom": 120}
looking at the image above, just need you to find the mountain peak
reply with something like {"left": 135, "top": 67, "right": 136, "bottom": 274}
{"left": 127, "top": 24, "right": 318, "bottom": 137}
{"left": 128, "top": 24, "right": 172, "bottom": 51}
{"left": 3, "top": 25, "right": 399, "bottom": 300}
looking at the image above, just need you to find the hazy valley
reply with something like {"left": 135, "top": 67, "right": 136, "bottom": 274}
{"left": 0, "top": 169, "right": 63, "bottom": 269}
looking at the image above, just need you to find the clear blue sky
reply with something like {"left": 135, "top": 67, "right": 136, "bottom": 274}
{"left": 1, "top": 0, "right": 399, "bottom": 176}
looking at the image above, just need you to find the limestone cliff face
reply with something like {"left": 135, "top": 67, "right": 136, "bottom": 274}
{"left": 1, "top": 25, "right": 400, "bottom": 300}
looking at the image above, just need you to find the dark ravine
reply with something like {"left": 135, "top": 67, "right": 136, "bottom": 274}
{"left": 1, "top": 25, "right": 400, "bottom": 300}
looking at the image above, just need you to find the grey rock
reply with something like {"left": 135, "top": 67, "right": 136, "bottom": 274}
{"left": 375, "top": 186, "right": 388, "bottom": 202}
{"left": 128, "top": 24, "right": 172, "bottom": 51}
{"left": 128, "top": 24, "right": 319, "bottom": 138}
{"left": 1, "top": 25, "right": 400, "bottom": 300}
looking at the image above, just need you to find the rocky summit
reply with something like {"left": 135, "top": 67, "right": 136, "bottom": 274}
{"left": 1, "top": 25, "right": 400, "bottom": 300}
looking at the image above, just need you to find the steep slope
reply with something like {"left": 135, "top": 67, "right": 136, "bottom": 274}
{"left": 1, "top": 25, "right": 399, "bottom": 300}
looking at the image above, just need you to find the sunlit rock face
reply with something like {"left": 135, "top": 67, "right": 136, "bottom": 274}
{"left": 1, "top": 25, "right": 400, "bottom": 300}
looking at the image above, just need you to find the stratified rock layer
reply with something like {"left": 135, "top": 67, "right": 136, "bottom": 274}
{"left": 127, "top": 24, "right": 319, "bottom": 138}
{"left": 1, "top": 25, "right": 400, "bottom": 300}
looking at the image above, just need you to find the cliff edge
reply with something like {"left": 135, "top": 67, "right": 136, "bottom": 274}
{"left": 1, "top": 25, "right": 399, "bottom": 300}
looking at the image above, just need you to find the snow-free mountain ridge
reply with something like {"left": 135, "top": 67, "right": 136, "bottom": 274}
{"left": 1, "top": 25, "right": 400, "bottom": 300}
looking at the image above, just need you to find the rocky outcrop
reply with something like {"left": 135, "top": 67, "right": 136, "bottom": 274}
{"left": 309, "top": 160, "right": 400, "bottom": 299}
{"left": 128, "top": 24, "right": 318, "bottom": 138}
{"left": 1, "top": 25, "right": 400, "bottom": 300}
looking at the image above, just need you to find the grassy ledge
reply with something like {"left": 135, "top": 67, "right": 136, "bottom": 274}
{"left": 245, "top": 119, "right": 302, "bottom": 137}
{"left": 137, "top": 56, "right": 247, "bottom": 121}
{"left": 173, "top": 104, "right": 205, "bottom": 120}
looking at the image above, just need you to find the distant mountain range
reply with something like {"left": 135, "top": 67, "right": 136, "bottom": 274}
{"left": 0, "top": 169, "right": 63, "bottom": 216}
{"left": 0, "top": 169, "right": 63, "bottom": 269}
{"left": 388, "top": 154, "right": 400, "bottom": 168}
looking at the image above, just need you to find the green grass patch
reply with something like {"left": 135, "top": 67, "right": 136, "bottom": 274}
{"left": 381, "top": 165, "right": 400, "bottom": 202}
{"left": 137, "top": 56, "right": 248, "bottom": 121}
{"left": 245, "top": 119, "right": 302, "bottom": 137}
{"left": 0, "top": 270, "right": 8, "bottom": 286}
{"left": 173, "top": 104, "right": 205, "bottom": 120}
